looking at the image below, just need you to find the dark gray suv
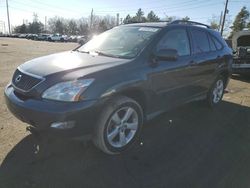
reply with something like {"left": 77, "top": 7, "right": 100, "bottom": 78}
{"left": 5, "top": 21, "right": 232, "bottom": 154}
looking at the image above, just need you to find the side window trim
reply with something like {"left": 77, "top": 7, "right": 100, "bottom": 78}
{"left": 189, "top": 27, "right": 211, "bottom": 54}
{"left": 211, "top": 34, "right": 224, "bottom": 50}
{"left": 187, "top": 27, "right": 195, "bottom": 55}
{"left": 207, "top": 32, "right": 217, "bottom": 52}
{"left": 185, "top": 27, "right": 192, "bottom": 56}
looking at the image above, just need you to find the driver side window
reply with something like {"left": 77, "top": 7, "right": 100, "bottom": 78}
{"left": 157, "top": 28, "right": 190, "bottom": 56}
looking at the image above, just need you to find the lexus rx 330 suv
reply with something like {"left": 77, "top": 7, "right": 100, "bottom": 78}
{"left": 5, "top": 21, "right": 232, "bottom": 154}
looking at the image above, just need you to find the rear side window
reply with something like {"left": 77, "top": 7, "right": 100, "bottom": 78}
{"left": 191, "top": 29, "right": 210, "bottom": 54}
{"left": 212, "top": 36, "right": 223, "bottom": 50}
{"left": 157, "top": 28, "right": 190, "bottom": 56}
{"left": 208, "top": 35, "right": 217, "bottom": 51}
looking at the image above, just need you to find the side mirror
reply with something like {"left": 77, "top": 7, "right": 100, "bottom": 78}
{"left": 154, "top": 49, "right": 178, "bottom": 61}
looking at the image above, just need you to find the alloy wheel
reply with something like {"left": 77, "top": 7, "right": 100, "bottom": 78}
{"left": 106, "top": 107, "right": 139, "bottom": 148}
{"left": 212, "top": 79, "right": 224, "bottom": 104}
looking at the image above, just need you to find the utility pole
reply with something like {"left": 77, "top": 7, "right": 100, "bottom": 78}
{"left": 116, "top": 13, "right": 120, "bottom": 26}
{"left": 90, "top": 8, "right": 93, "bottom": 32}
{"left": 45, "top": 16, "right": 47, "bottom": 33}
{"left": 219, "top": 11, "right": 223, "bottom": 31}
{"left": 3, "top": 21, "right": 6, "bottom": 33}
{"left": 6, "top": 0, "right": 11, "bottom": 34}
{"left": 0, "top": 21, "right": 3, "bottom": 34}
{"left": 221, "top": 0, "right": 229, "bottom": 36}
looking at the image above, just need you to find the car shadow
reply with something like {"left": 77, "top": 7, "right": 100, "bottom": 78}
{"left": 231, "top": 74, "right": 250, "bottom": 83}
{"left": 1, "top": 101, "right": 250, "bottom": 188}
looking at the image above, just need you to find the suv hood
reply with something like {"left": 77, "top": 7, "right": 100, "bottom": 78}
{"left": 19, "top": 51, "right": 129, "bottom": 77}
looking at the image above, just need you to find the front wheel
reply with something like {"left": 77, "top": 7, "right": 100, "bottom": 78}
{"left": 206, "top": 76, "right": 225, "bottom": 107}
{"left": 93, "top": 96, "right": 143, "bottom": 155}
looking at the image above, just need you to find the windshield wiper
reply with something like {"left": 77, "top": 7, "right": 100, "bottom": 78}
{"left": 76, "top": 49, "right": 123, "bottom": 58}
{"left": 75, "top": 49, "right": 90, "bottom": 54}
{"left": 94, "top": 51, "right": 121, "bottom": 58}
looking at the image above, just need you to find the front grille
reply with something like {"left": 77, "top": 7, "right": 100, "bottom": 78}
{"left": 12, "top": 69, "right": 43, "bottom": 91}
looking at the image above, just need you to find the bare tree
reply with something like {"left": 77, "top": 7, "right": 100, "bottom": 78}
{"left": 67, "top": 19, "right": 78, "bottom": 35}
{"left": 78, "top": 18, "right": 89, "bottom": 35}
{"left": 209, "top": 15, "right": 220, "bottom": 31}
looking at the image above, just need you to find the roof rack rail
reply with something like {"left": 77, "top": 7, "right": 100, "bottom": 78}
{"left": 170, "top": 20, "right": 211, "bottom": 29}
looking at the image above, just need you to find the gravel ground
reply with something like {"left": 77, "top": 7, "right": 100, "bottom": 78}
{"left": 0, "top": 38, "right": 250, "bottom": 188}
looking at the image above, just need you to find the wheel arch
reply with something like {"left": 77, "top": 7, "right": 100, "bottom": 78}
{"left": 218, "top": 69, "right": 230, "bottom": 87}
{"left": 102, "top": 87, "right": 148, "bottom": 118}
{"left": 118, "top": 89, "right": 147, "bottom": 114}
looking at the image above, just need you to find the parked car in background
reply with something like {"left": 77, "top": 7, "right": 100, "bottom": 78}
{"left": 68, "top": 35, "right": 78, "bottom": 42}
{"left": 26, "top": 34, "right": 38, "bottom": 40}
{"left": 5, "top": 21, "right": 232, "bottom": 155}
{"left": 35, "top": 34, "right": 50, "bottom": 41}
{"left": 48, "top": 34, "right": 68, "bottom": 42}
{"left": 10, "top": 33, "right": 19, "bottom": 38}
{"left": 18, "top": 34, "right": 28, "bottom": 38}
{"left": 77, "top": 36, "right": 87, "bottom": 45}
{"left": 232, "top": 30, "right": 250, "bottom": 75}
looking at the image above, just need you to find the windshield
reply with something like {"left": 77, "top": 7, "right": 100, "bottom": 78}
{"left": 78, "top": 26, "right": 160, "bottom": 59}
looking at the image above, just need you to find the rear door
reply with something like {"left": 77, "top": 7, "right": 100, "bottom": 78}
{"left": 188, "top": 27, "right": 218, "bottom": 93}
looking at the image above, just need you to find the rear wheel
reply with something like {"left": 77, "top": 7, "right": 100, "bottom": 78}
{"left": 93, "top": 96, "right": 143, "bottom": 155}
{"left": 206, "top": 76, "right": 225, "bottom": 107}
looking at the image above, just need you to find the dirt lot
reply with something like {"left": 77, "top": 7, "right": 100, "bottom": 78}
{"left": 0, "top": 38, "right": 250, "bottom": 188}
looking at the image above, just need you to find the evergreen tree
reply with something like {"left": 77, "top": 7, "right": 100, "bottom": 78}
{"left": 14, "top": 24, "right": 28, "bottom": 33}
{"left": 247, "top": 22, "right": 250, "bottom": 29}
{"left": 136, "top": 8, "right": 144, "bottom": 22}
{"left": 147, "top": 11, "right": 160, "bottom": 22}
{"left": 230, "top": 6, "right": 249, "bottom": 35}
{"left": 123, "top": 14, "right": 132, "bottom": 24}
{"left": 182, "top": 16, "right": 190, "bottom": 21}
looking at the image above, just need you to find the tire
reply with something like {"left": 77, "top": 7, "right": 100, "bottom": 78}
{"left": 206, "top": 76, "right": 225, "bottom": 107}
{"left": 48, "top": 38, "right": 52, "bottom": 42}
{"left": 60, "top": 38, "right": 64, "bottom": 42}
{"left": 93, "top": 96, "right": 143, "bottom": 155}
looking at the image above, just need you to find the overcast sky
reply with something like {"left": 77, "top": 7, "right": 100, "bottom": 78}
{"left": 0, "top": 0, "right": 249, "bottom": 33}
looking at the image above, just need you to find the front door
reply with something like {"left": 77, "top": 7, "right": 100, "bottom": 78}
{"left": 148, "top": 27, "right": 196, "bottom": 111}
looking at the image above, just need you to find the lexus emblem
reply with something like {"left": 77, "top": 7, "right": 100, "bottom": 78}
{"left": 15, "top": 75, "right": 22, "bottom": 83}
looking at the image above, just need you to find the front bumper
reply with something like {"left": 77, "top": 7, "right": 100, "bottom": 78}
{"left": 232, "top": 63, "right": 250, "bottom": 74}
{"left": 4, "top": 85, "right": 101, "bottom": 138}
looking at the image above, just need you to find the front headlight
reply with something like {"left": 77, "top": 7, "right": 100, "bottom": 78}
{"left": 42, "top": 79, "right": 94, "bottom": 102}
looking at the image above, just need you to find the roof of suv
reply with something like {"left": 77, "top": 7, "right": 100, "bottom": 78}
{"left": 123, "top": 21, "right": 226, "bottom": 48}
{"left": 123, "top": 22, "right": 169, "bottom": 28}
{"left": 123, "top": 20, "right": 211, "bottom": 29}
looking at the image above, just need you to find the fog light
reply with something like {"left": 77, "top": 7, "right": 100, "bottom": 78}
{"left": 50, "top": 121, "right": 75, "bottom": 129}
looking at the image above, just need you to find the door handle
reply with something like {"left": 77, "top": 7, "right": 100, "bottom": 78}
{"left": 189, "top": 60, "right": 197, "bottom": 66}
